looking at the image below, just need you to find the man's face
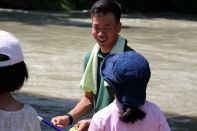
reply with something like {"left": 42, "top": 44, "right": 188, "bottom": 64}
{"left": 91, "top": 13, "right": 121, "bottom": 53}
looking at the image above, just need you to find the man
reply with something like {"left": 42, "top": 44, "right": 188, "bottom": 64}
{"left": 51, "top": 0, "right": 133, "bottom": 130}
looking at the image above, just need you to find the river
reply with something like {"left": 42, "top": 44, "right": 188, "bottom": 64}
{"left": 0, "top": 9, "right": 197, "bottom": 131}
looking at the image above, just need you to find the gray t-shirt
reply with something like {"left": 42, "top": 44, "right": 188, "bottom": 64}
{"left": 0, "top": 104, "right": 41, "bottom": 131}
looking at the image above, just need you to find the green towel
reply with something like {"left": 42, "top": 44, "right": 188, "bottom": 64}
{"left": 80, "top": 35, "right": 126, "bottom": 94}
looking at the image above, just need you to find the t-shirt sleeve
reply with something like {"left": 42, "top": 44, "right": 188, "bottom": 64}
{"left": 158, "top": 111, "right": 171, "bottom": 131}
{"left": 26, "top": 105, "right": 42, "bottom": 131}
{"left": 32, "top": 112, "right": 42, "bottom": 131}
{"left": 151, "top": 103, "right": 171, "bottom": 131}
{"left": 148, "top": 102, "right": 171, "bottom": 131}
{"left": 88, "top": 116, "right": 104, "bottom": 131}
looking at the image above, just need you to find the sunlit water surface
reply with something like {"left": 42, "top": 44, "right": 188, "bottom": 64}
{"left": 0, "top": 9, "right": 196, "bottom": 131}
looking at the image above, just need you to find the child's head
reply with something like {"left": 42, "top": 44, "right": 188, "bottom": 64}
{"left": 0, "top": 30, "right": 28, "bottom": 94}
{"left": 101, "top": 51, "right": 151, "bottom": 107}
{"left": 90, "top": 0, "right": 121, "bottom": 24}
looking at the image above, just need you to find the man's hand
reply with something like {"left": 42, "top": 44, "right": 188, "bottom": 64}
{"left": 51, "top": 115, "right": 70, "bottom": 128}
{"left": 72, "top": 119, "right": 91, "bottom": 131}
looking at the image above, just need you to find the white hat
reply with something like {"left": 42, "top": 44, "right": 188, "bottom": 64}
{"left": 0, "top": 30, "right": 24, "bottom": 67}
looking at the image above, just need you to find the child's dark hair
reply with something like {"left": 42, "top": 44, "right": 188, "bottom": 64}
{"left": 119, "top": 106, "right": 146, "bottom": 123}
{"left": 0, "top": 54, "right": 28, "bottom": 94}
{"left": 90, "top": 0, "right": 121, "bottom": 23}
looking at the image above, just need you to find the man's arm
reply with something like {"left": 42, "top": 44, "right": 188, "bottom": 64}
{"left": 69, "top": 91, "right": 93, "bottom": 120}
{"left": 51, "top": 91, "right": 93, "bottom": 128}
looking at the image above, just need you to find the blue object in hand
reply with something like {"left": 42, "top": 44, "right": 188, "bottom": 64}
{"left": 38, "top": 116, "right": 63, "bottom": 131}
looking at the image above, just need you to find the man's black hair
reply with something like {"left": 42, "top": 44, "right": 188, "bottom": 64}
{"left": 90, "top": 0, "right": 121, "bottom": 23}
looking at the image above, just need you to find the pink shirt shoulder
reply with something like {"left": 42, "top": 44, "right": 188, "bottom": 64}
{"left": 88, "top": 100, "right": 170, "bottom": 131}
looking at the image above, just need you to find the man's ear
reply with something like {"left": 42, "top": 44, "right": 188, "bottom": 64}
{"left": 118, "top": 22, "right": 122, "bottom": 33}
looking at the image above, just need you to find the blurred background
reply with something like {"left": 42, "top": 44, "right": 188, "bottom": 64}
{"left": 0, "top": 0, "right": 197, "bottom": 13}
{"left": 0, "top": 0, "right": 197, "bottom": 131}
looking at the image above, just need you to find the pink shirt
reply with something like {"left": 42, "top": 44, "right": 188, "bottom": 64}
{"left": 89, "top": 100, "right": 170, "bottom": 131}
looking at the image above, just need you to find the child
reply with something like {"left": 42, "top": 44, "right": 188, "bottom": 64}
{"left": 88, "top": 51, "right": 170, "bottom": 131}
{"left": 0, "top": 30, "right": 41, "bottom": 131}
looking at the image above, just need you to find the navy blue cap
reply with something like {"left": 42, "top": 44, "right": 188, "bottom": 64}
{"left": 101, "top": 51, "right": 151, "bottom": 107}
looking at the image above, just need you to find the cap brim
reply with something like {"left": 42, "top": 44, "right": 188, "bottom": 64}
{"left": 101, "top": 54, "right": 120, "bottom": 91}
{"left": 0, "top": 60, "right": 12, "bottom": 67}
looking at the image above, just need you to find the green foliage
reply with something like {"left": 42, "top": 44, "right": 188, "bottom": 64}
{"left": 171, "top": 0, "right": 197, "bottom": 13}
{"left": 61, "top": 0, "right": 73, "bottom": 11}
{"left": 117, "top": 0, "right": 197, "bottom": 13}
{"left": 0, "top": 0, "right": 71, "bottom": 11}
{"left": 0, "top": 0, "right": 197, "bottom": 13}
